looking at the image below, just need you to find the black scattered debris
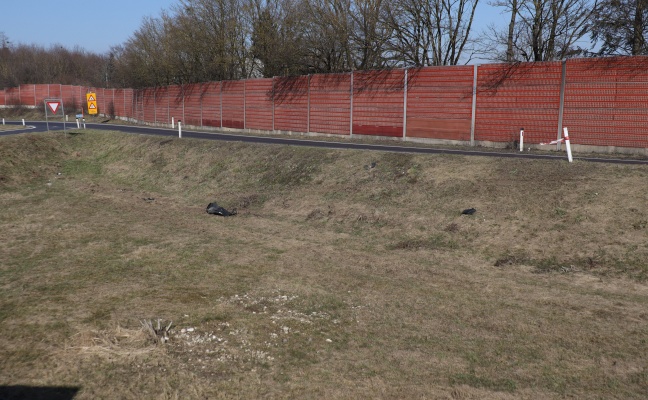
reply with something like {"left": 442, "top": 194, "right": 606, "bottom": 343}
{"left": 461, "top": 208, "right": 476, "bottom": 215}
{"left": 143, "top": 197, "right": 155, "bottom": 202}
{"left": 364, "top": 162, "right": 377, "bottom": 170}
{"left": 206, "top": 202, "right": 237, "bottom": 216}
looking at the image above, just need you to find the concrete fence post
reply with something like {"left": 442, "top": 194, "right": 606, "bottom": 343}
{"left": 557, "top": 60, "right": 567, "bottom": 151}
{"left": 350, "top": 71, "right": 354, "bottom": 137}
{"left": 403, "top": 69, "right": 408, "bottom": 139}
{"left": 470, "top": 64, "right": 478, "bottom": 147}
{"left": 153, "top": 89, "right": 157, "bottom": 124}
{"left": 220, "top": 81, "right": 223, "bottom": 128}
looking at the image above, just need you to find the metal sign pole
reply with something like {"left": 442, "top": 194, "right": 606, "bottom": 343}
{"left": 44, "top": 100, "right": 50, "bottom": 132}
{"left": 44, "top": 98, "right": 64, "bottom": 134}
{"left": 62, "top": 100, "right": 66, "bottom": 135}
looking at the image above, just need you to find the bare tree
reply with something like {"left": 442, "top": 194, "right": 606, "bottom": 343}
{"left": 172, "top": 0, "right": 254, "bottom": 80}
{"left": 384, "top": 0, "right": 480, "bottom": 67}
{"left": 349, "top": 0, "right": 393, "bottom": 69}
{"left": 115, "top": 15, "right": 177, "bottom": 87}
{"left": 302, "top": 0, "right": 355, "bottom": 72}
{"left": 251, "top": 0, "right": 309, "bottom": 77}
{"left": 591, "top": 0, "right": 648, "bottom": 55}
{"left": 485, "top": 0, "right": 595, "bottom": 62}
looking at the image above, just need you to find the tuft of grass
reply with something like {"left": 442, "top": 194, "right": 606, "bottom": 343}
{"left": 450, "top": 372, "right": 518, "bottom": 393}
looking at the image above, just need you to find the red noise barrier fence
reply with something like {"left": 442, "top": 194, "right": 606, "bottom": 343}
{"left": 2, "top": 57, "right": 648, "bottom": 152}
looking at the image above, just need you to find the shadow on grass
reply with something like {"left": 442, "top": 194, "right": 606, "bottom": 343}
{"left": 0, "top": 385, "right": 80, "bottom": 400}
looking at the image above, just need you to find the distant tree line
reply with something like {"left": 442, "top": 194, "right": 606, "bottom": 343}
{"left": 0, "top": 33, "right": 108, "bottom": 89}
{"left": 2, "top": 0, "right": 648, "bottom": 89}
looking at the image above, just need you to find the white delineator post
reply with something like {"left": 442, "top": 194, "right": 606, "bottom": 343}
{"left": 76, "top": 118, "right": 80, "bottom": 129}
{"left": 172, "top": 117, "right": 175, "bottom": 129}
{"left": 22, "top": 119, "right": 25, "bottom": 126}
{"left": 178, "top": 121, "right": 182, "bottom": 138}
{"left": 519, "top": 128, "right": 524, "bottom": 152}
{"left": 2, "top": 118, "right": 4, "bottom": 125}
{"left": 564, "top": 127, "right": 573, "bottom": 163}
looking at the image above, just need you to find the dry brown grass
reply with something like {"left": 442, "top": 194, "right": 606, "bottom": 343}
{"left": 0, "top": 131, "right": 647, "bottom": 399}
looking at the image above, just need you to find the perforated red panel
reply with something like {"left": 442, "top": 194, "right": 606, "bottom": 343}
{"left": 273, "top": 76, "right": 308, "bottom": 132}
{"left": 99, "top": 88, "right": 107, "bottom": 115}
{"left": 310, "top": 73, "right": 351, "bottom": 135}
{"left": 563, "top": 57, "right": 648, "bottom": 148}
{"left": 48, "top": 84, "right": 62, "bottom": 100}
{"left": 184, "top": 84, "right": 202, "bottom": 126}
{"left": 407, "top": 66, "right": 473, "bottom": 140}
{"left": 20, "top": 84, "right": 35, "bottom": 107}
{"left": 61, "top": 85, "right": 80, "bottom": 111}
{"left": 222, "top": 81, "right": 244, "bottom": 129}
{"left": 352, "top": 70, "right": 404, "bottom": 137}
{"left": 201, "top": 82, "right": 221, "bottom": 127}
{"left": 34, "top": 85, "right": 48, "bottom": 107}
{"left": 5, "top": 88, "right": 19, "bottom": 105}
{"left": 150, "top": 87, "right": 168, "bottom": 124}
{"left": 141, "top": 88, "right": 156, "bottom": 123}
{"left": 4, "top": 56, "right": 646, "bottom": 150}
{"left": 112, "top": 89, "right": 124, "bottom": 117}
{"left": 103, "top": 89, "right": 115, "bottom": 115}
{"left": 122, "top": 89, "right": 135, "bottom": 119}
{"left": 475, "top": 62, "right": 562, "bottom": 144}
{"left": 166, "top": 85, "right": 183, "bottom": 124}
{"left": 245, "top": 79, "right": 273, "bottom": 131}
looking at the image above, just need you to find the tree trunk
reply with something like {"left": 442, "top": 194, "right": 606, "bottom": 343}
{"left": 506, "top": 0, "right": 518, "bottom": 62}
{"left": 633, "top": 0, "right": 647, "bottom": 55}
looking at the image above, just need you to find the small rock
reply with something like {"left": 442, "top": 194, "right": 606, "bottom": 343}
{"left": 325, "top": 339, "right": 333, "bottom": 343}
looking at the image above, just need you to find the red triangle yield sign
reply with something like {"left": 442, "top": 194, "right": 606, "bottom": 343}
{"left": 47, "top": 102, "right": 60, "bottom": 114}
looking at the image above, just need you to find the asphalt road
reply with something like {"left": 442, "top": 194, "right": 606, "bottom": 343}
{"left": 2, "top": 120, "right": 647, "bottom": 165}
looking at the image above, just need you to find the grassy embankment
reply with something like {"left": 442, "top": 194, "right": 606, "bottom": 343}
{"left": 1, "top": 130, "right": 647, "bottom": 399}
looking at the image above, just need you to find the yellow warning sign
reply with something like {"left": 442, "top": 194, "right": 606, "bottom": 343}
{"left": 86, "top": 92, "right": 98, "bottom": 115}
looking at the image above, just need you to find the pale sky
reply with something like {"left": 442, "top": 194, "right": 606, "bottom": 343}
{"left": 0, "top": 0, "right": 178, "bottom": 53}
